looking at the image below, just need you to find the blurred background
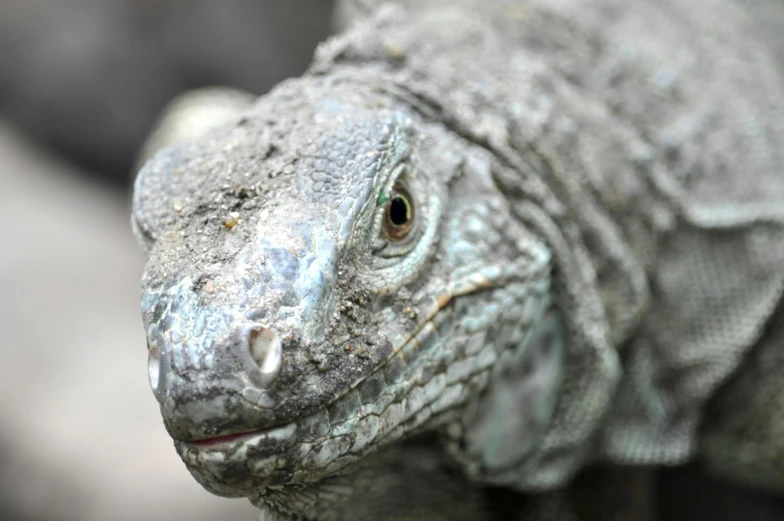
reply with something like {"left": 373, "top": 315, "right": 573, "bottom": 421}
{"left": 0, "top": 1, "right": 335, "bottom": 520}
{"left": 1, "top": 1, "right": 784, "bottom": 521}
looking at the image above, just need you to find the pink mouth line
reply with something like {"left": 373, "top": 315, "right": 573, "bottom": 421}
{"left": 186, "top": 429, "right": 264, "bottom": 447}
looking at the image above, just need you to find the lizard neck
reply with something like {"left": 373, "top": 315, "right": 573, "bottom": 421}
{"left": 254, "top": 437, "right": 494, "bottom": 521}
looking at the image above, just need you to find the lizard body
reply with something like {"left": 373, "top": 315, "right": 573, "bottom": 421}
{"left": 132, "top": 1, "right": 784, "bottom": 519}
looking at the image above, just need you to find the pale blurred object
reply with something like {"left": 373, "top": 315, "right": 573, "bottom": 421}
{"left": 136, "top": 87, "right": 256, "bottom": 169}
{"left": 0, "top": 122, "right": 258, "bottom": 521}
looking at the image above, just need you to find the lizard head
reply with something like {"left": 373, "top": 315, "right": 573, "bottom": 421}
{"left": 132, "top": 78, "right": 563, "bottom": 512}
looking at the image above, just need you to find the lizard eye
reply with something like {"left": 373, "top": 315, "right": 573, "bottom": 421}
{"left": 383, "top": 185, "right": 415, "bottom": 241}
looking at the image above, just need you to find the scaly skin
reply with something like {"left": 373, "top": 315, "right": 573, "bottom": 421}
{"left": 132, "top": 1, "right": 784, "bottom": 519}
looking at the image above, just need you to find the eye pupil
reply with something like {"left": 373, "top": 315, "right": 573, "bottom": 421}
{"left": 382, "top": 184, "right": 415, "bottom": 242}
{"left": 389, "top": 197, "right": 410, "bottom": 226}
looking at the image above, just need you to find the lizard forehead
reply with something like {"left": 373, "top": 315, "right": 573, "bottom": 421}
{"left": 132, "top": 78, "right": 415, "bottom": 258}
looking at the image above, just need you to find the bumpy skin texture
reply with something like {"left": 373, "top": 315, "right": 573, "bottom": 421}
{"left": 132, "top": 1, "right": 784, "bottom": 519}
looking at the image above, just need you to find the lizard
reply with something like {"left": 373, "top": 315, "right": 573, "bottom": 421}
{"left": 131, "top": 0, "right": 784, "bottom": 519}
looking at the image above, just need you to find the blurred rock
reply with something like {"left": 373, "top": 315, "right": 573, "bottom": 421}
{"left": 0, "top": 0, "right": 335, "bottom": 186}
{"left": 0, "top": 122, "right": 258, "bottom": 521}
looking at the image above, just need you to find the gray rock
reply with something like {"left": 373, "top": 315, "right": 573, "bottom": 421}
{"left": 0, "top": 0, "right": 335, "bottom": 183}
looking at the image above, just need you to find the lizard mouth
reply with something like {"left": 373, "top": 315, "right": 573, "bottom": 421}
{"left": 176, "top": 422, "right": 300, "bottom": 485}
{"left": 179, "top": 420, "right": 299, "bottom": 458}
{"left": 187, "top": 429, "right": 269, "bottom": 447}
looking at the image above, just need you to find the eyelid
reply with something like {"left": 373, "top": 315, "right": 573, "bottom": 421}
{"left": 376, "top": 163, "right": 408, "bottom": 207}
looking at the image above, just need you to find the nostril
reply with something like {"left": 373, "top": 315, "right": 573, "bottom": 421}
{"left": 246, "top": 326, "right": 282, "bottom": 387}
{"left": 148, "top": 344, "right": 161, "bottom": 394}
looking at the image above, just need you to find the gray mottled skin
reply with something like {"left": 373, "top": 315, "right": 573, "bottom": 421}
{"left": 131, "top": 1, "right": 784, "bottom": 519}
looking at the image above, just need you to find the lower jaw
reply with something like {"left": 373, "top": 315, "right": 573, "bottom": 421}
{"left": 174, "top": 422, "right": 302, "bottom": 494}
